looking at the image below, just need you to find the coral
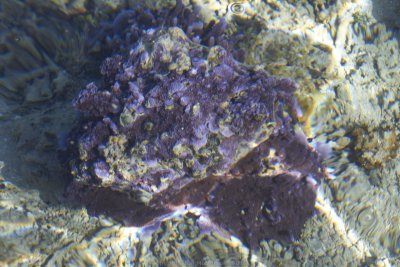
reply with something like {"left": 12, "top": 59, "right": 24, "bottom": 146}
{"left": 71, "top": 27, "right": 305, "bottom": 190}
{"left": 2, "top": 0, "right": 400, "bottom": 265}
{"left": 67, "top": 19, "right": 326, "bottom": 247}
{"left": 350, "top": 125, "right": 398, "bottom": 170}
{"left": 86, "top": 0, "right": 244, "bottom": 61}
{"left": 73, "top": 82, "right": 120, "bottom": 117}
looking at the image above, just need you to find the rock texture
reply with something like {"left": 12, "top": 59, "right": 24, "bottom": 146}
{"left": 67, "top": 24, "right": 326, "bottom": 247}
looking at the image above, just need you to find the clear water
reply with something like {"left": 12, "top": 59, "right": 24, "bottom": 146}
{"left": 0, "top": 0, "right": 399, "bottom": 266}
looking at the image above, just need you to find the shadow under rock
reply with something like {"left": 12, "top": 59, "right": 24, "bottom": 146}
{"left": 0, "top": 100, "right": 78, "bottom": 204}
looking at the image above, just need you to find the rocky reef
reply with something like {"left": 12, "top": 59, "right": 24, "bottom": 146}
{"left": 66, "top": 7, "right": 326, "bottom": 247}
{"left": 2, "top": 0, "right": 400, "bottom": 266}
{"left": 86, "top": 0, "right": 244, "bottom": 62}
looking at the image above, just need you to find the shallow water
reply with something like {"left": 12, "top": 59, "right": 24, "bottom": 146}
{"left": 0, "top": 0, "right": 399, "bottom": 266}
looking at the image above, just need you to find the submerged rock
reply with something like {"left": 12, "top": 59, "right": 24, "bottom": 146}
{"left": 66, "top": 15, "right": 326, "bottom": 247}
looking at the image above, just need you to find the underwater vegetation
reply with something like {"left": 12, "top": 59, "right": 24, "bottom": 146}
{"left": 66, "top": 1, "right": 327, "bottom": 248}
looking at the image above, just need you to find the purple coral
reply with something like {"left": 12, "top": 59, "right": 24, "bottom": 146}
{"left": 73, "top": 82, "right": 120, "bottom": 117}
{"left": 86, "top": 0, "right": 243, "bottom": 61}
{"left": 66, "top": 1, "right": 326, "bottom": 249}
